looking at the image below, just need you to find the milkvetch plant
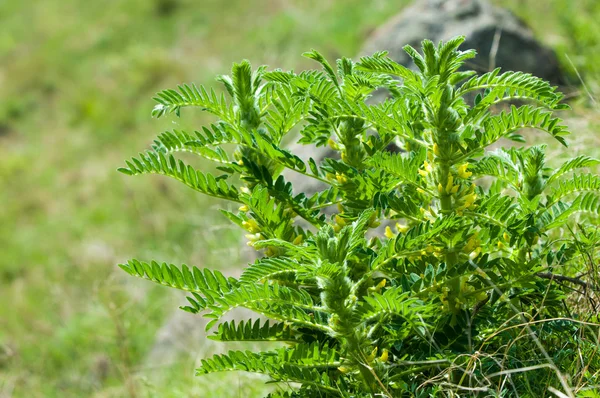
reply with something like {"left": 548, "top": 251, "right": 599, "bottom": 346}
{"left": 118, "top": 37, "right": 600, "bottom": 396}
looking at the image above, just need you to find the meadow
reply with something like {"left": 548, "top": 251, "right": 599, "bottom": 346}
{"left": 1, "top": 0, "right": 599, "bottom": 396}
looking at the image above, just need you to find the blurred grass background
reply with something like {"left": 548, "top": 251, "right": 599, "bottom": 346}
{"left": 0, "top": 0, "right": 599, "bottom": 397}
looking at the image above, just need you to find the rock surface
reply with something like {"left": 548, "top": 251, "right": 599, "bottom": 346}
{"left": 361, "top": 0, "right": 564, "bottom": 84}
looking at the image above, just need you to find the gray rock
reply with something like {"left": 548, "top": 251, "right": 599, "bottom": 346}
{"left": 360, "top": 0, "right": 563, "bottom": 84}
{"left": 287, "top": 0, "right": 565, "bottom": 168}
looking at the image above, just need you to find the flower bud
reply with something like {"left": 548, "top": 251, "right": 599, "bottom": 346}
{"left": 245, "top": 233, "right": 262, "bottom": 242}
{"left": 446, "top": 175, "right": 454, "bottom": 194}
{"left": 366, "top": 347, "right": 378, "bottom": 362}
{"left": 327, "top": 138, "right": 339, "bottom": 150}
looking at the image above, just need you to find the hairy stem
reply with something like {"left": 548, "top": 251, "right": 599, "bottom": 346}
{"left": 437, "top": 141, "right": 461, "bottom": 322}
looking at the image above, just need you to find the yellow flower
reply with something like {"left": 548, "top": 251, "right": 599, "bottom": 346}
{"left": 450, "top": 184, "right": 459, "bottom": 194}
{"left": 503, "top": 232, "right": 510, "bottom": 242}
{"left": 463, "top": 193, "right": 477, "bottom": 207}
{"left": 368, "top": 279, "right": 387, "bottom": 294}
{"left": 433, "top": 142, "right": 440, "bottom": 156}
{"left": 457, "top": 163, "right": 472, "bottom": 179}
{"left": 242, "top": 219, "right": 260, "bottom": 233}
{"left": 238, "top": 205, "right": 249, "bottom": 212}
{"left": 371, "top": 279, "right": 387, "bottom": 294}
{"left": 396, "top": 223, "right": 409, "bottom": 233}
{"left": 423, "top": 161, "right": 433, "bottom": 173}
{"left": 446, "top": 175, "right": 454, "bottom": 194}
{"left": 245, "top": 233, "right": 263, "bottom": 246}
{"left": 384, "top": 226, "right": 395, "bottom": 239}
{"left": 335, "top": 173, "right": 348, "bottom": 184}
{"left": 497, "top": 241, "right": 505, "bottom": 249}
{"left": 379, "top": 349, "right": 389, "bottom": 362}
{"left": 418, "top": 169, "right": 428, "bottom": 177}
{"left": 437, "top": 183, "right": 444, "bottom": 194}
{"left": 245, "top": 233, "right": 261, "bottom": 241}
{"left": 335, "top": 215, "right": 347, "bottom": 226}
{"left": 293, "top": 235, "right": 303, "bottom": 245}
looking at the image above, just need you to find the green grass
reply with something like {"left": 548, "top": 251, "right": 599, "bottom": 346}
{"left": 0, "top": 0, "right": 599, "bottom": 396}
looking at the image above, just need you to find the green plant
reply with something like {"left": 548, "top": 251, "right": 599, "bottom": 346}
{"left": 118, "top": 37, "right": 600, "bottom": 396}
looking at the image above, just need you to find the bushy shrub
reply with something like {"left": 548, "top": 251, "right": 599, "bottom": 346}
{"left": 118, "top": 37, "right": 600, "bottom": 396}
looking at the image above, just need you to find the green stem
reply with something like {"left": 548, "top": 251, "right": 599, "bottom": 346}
{"left": 437, "top": 148, "right": 461, "bottom": 321}
{"left": 346, "top": 334, "right": 381, "bottom": 395}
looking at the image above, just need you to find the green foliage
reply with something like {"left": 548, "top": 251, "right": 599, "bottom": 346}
{"left": 119, "top": 37, "right": 600, "bottom": 396}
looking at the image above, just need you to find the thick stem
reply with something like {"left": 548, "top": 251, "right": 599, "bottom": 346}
{"left": 437, "top": 146, "right": 461, "bottom": 322}
{"left": 438, "top": 161, "right": 458, "bottom": 266}
{"left": 438, "top": 162, "right": 453, "bottom": 212}
{"left": 326, "top": 273, "right": 386, "bottom": 395}
{"left": 346, "top": 334, "right": 381, "bottom": 396}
